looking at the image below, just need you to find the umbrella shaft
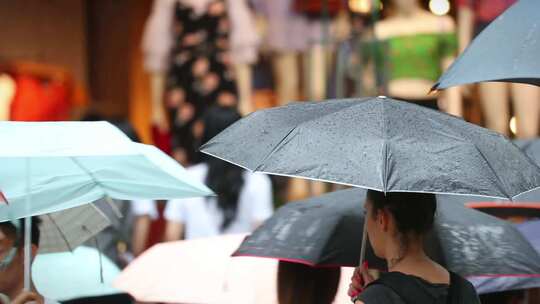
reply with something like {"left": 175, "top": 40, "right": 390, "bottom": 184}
{"left": 24, "top": 158, "right": 32, "bottom": 291}
{"left": 358, "top": 219, "right": 368, "bottom": 266}
{"left": 24, "top": 217, "right": 31, "bottom": 290}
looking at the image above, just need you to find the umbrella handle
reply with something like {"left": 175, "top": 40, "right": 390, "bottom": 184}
{"left": 358, "top": 218, "right": 368, "bottom": 266}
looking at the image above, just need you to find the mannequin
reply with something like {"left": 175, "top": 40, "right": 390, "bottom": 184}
{"left": 0, "top": 73, "right": 16, "bottom": 121}
{"left": 364, "top": 0, "right": 462, "bottom": 116}
{"left": 458, "top": 0, "right": 539, "bottom": 138}
{"left": 253, "top": 0, "right": 332, "bottom": 106}
{"left": 143, "top": 0, "right": 259, "bottom": 164}
{"left": 254, "top": 0, "right": 351, "bottom": 200}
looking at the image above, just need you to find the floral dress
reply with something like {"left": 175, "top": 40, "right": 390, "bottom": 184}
{"left": 165, "top": 0, "right": 237, "bottom": 164}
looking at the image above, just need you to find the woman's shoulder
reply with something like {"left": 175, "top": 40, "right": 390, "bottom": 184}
{"left": 450, "top": 272, "right": 481, "bottom": 301}
{"left": 358, "top": 284, "right": 405, "bottom": 304}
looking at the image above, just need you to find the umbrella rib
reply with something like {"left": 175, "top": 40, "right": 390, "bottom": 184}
{"left": 69, "top": 156, "right": 110, "bottom": 198}
{"left": 469, "top": 144, "right": 512, "bottom": 200}
{"left": 46, "top": 214, "right": 74, "bottom": 252}
{"left": 381, "top": 99, "right": 389, "bottom": 193}
{"left": 253, "top": 126, "right": 298, "bottom": 172}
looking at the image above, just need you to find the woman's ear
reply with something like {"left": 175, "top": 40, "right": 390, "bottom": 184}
{"left": 380, "top": 208, "right": 390, "bottom": 232}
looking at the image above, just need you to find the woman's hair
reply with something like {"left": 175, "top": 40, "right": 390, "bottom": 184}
{"left": 201, "top": 106, "right": 244, "bottom": 231}
{"left": 277, "top": 261, "right": 341, "bottom": 304}
{"left": 367, "top": 190, "right": 436, "bottom": 239}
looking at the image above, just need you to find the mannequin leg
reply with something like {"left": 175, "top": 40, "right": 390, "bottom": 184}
{"left": 478, "top": 82, "right": 510, "bottom": 136}
{"left": 300, "top": 44, "right": 328, "bottom": 197}
{"left": 272, "top": 51, "right": 300, "bottom": 105}
{"left": 304, "top": 44, "right": 327, "bottom": 101}
{"left": 234, "top": 63, "right": 254, "bottom": 116}
{"left": 271, "top": 52, "right": 309, "bottom": 200}
{"left": 511, "top": 83, "right": 540, "bottom": 139}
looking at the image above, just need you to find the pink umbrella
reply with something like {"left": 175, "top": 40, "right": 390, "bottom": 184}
{"left": 114, "top": 234, "right": 277, "bottom": 303}
{"left": 114, "top": 234, "right": 354, "bottom": 304}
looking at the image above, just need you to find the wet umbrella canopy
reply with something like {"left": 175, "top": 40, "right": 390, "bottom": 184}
{"left": 201, "top": 97, "right": 540, "bottom": 200}
{"left": 433, "top": 0, "right": 540, "bottom": 89}
{"left": 235, "top": 188, "right": 540, "bottom": 278}
{"left": 470, "top": 220, "right": 540, "bottom": 294}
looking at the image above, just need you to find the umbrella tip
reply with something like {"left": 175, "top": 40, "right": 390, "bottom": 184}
{"left": 428, "top": 84, "right": 440, "bottom": 94}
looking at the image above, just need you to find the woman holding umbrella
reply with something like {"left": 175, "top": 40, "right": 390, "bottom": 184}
{"left": 348, "top": 190, "right": 480, "bottom": 303}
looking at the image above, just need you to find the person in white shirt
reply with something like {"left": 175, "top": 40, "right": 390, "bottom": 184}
{"left": 164, "top": 106, "right": 273, "bottom": 240}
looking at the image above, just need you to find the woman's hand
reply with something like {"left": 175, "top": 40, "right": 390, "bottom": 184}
{"left": 348, "top": 262, "right": 375, "bottom": 302}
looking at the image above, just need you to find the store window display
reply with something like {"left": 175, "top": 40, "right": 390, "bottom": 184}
{"left": 0, "top": 62, "right": 74, "bottom": 122}
{"left": 362, "top": 0, "right": 462, "bottom": 116}
{"left": 253, "top": 0, "right": 347, "bottom": 106}
{"left": 142, "top": 0, "right": 259, "bottom": 165}
{"left": 457, "top": 0, "right": 540, "bottom": 138}
{"left": 252, "top": 0, "right": 349, "bottom": 200}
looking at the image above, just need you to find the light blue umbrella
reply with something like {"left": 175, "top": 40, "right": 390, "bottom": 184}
{"left": 32, "top": 246, "right": 121, "bottom": 301}
{"left": 0, "top": 122, "right": 212, "bottom": 220}
{"left": 0, "top": 121, "right": 213, "bottom": 289}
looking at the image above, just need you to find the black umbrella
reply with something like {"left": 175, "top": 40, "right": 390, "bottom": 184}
{"left": 433, "top": 139, "right": 540, "bottom": 214}
{"left": 234, "top": 188, "right": 540, "bottom": 279}
{"left": 514, "top": 139, "right": 540, "bottom": 166}
{"left": 469, "top": 220, "right": 540, "bottom": 294}
{"left": 202, "top": 97, "right": 540, "bottom": 200}
{"left": 433, "top": 0, "right": 540, "bottom": 89}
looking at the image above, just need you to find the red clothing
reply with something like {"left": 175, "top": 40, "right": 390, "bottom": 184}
{"left": 10, "top": 75, "right": 71, "bottom": 121}
{"left": 456, "top": 0, "right": 517, "bottom": 23}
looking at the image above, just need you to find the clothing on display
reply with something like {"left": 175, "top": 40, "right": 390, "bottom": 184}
{"left": 252, "top": 0, "right": 325, "bottom": 52}
{"left": 456, "top": 0, "right": 517, "bottom": 25}
{"left": 169, "top": 0, "right": 237, "bottom": 162}
{"left": 457, "top": 0, "right": 518, "bottom": 36}
{"left": 10, "top": 75, "right": 71, "bottom": 121}
{"left": 0, "top": 62, "right": 75, "bottom": 121}
{"left": 142, "top": 0, "right": 259, "bottom": 163}
{"left": 142, "top": 0, "right": 259, "bottom": 73}
{"left": 164, "top": 163, "right": 273, "bottom": 239}
{"left": 363, "top": 33, "right": 457, "bottom": 83}
{"left": 293, "top": 0, "right": 346, "bottom": 18}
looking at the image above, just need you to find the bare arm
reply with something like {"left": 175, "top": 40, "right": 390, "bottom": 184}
{"left": 164, "top": 221, "right": 185, "bottom": 242}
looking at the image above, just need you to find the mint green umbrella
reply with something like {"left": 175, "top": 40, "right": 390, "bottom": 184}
{"left": 0, "top": 121, "right": 213, "bottom": 290}
{"left": 0, "top": 122, "right": 212, "bottom": 221}
{"left": 33, "top": 246, "right": 121, "bottom": 301}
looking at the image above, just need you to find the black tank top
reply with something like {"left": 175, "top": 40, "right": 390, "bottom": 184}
{"left": 358, "top": 271, "right": 481, "bottom": 304}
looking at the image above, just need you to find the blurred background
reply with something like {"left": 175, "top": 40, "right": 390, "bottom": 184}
{"left": 1, "top": 1, "right": 539, "bottom": 303}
